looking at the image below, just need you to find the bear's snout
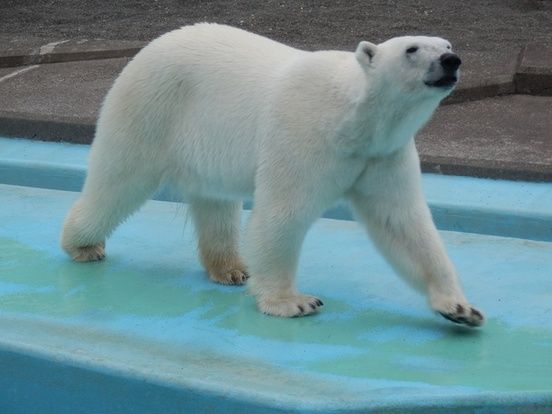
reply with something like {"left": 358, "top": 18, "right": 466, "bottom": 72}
{"left": 440, "top": 53, "right": 461, "bottom": 72}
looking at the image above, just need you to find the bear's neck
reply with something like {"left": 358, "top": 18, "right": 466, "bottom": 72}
{"left": 337, "top": 75, "right": 443, "bottom": 158}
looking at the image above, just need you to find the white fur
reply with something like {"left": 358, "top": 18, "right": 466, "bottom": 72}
{"left": 61, "top": 24, "right": 483, "bottom": 326}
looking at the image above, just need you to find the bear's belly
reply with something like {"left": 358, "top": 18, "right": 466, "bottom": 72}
{"left": 172, "top": 171, "right": 256, "bottom": 201}
{"left": 167, "top": 130, "right": 259, "bottom": 200}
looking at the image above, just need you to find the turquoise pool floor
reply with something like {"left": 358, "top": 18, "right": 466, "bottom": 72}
{"left": 1, "top": 137, "right": 552, "bottom": 413}
{"left": 1, "top": 182, "right": 551, "bottom": 413}
{"left": 2, "top": 136, "right": 552, "bottom": 241}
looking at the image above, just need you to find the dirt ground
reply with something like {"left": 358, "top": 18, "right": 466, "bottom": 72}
{"left": 2, "top": 0, "right": 551, "bottom": 51}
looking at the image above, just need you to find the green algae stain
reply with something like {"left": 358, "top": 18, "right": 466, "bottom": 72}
{"left": 2, "top": 236, "right": 552, "bottom": 393}
{"left": 0, "top": 237, "right": 243, "bottom": 319}
{"left": 212, "top": 297, "right": 552, "bottom": 393}
{"left": 306, "top": 320, "right": 552, "bottom": 392}
{"left": 215, "top": 301, "right": 552, "bottom": 391}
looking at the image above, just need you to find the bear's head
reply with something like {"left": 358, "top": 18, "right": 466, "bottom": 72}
{"left": 355, "top": 36, "right": 461, "bottom": 98}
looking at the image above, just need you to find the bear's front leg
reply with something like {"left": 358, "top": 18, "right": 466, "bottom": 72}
{"left": 348, "top": 141, "right": 484, "bottom": 327}
{"left": 242, "top": 174, "right": 331, "bottom": 317}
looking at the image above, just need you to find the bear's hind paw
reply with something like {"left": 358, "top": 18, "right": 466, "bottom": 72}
{"left": 209, "top": 268, "right": 249, "bottom": 285}
{"left": 70, "top": 242, "right": 106, "bottom": 262}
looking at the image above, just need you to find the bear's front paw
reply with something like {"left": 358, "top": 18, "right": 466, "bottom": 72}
{"left": 436, "top": 303, "right": 485, "bottom": 327}
{"left": 257, "top": 294, "right": 324, "bottom": 317}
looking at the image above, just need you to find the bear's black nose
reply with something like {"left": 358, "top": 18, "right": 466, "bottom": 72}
{"left": 440, "top": 53, "right": 461, "bottom": 71}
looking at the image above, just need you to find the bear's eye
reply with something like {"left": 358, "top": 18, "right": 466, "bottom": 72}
{"left": 406, "top": 46, "right": 418, "bottom": 54}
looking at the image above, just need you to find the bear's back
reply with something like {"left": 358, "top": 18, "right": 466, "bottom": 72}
{"left": 134, "top": 23, "right": 305, "bottom": 86}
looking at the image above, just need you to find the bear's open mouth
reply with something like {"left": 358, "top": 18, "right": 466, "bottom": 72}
{"left": 425, "top": 75, "right": 458, "bottom": 88}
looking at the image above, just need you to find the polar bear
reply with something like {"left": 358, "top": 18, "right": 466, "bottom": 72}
{"left": 61, "top": 23, "right": 484, "bottom": 327}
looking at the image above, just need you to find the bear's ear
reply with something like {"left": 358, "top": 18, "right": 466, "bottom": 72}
{"left": 355, "top": 41, "right": 378, "bottom": 66}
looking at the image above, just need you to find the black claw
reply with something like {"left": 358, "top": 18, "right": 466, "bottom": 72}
{"left": 439, "top": 312, "right": 462, "bottom": 324}
{"left": 316, "top": 299, "right": 324, "bottom": 307}
{"left": 471, "top": 308, "right": 483, "bottom": 319}
{"left": 456, "top": 304, "right": 465, "bottom": 314}
{"left": 297, "top": 305, "right": 304, "bottom": 314}
{"left": 309, "top": 303, "right": 316, "bottom": 310}
{"left": 439, "top": 311, "right": 482, "bottom": 328}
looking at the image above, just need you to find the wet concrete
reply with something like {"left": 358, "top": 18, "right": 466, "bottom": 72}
{"left": 419, "top": 95, "right": 552, "bottom": 181}
{"left": 0, "top": 1, "right": 551, "bottom": 180}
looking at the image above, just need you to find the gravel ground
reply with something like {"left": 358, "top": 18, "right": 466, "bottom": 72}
{"left": 1, "top": 0, "right": 551, "bottom": 51}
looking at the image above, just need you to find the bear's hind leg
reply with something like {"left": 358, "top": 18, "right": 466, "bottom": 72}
{"left": 189, "top": 198, "right": 248, "bottom": 285}
{"left": 62, "top": 200, "right": 107, "bottom": 262}
{"left": 61, "top": 164, "right": 162, "bottom": 262}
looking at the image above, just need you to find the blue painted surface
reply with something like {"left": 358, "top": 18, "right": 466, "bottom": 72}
{"left": 1, "top": 137, "right": 552, "bottom": 412}
{"left": 1, "top": 181, "right": 552, "bottom": 413}
{"left": 1, "top": 136, "right": 552, "bottom": 241}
